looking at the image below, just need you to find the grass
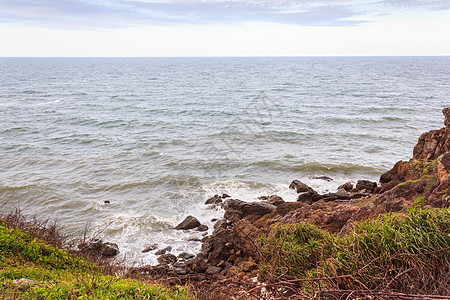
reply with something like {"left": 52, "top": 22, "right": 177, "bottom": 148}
{"left": 259, "top": 208, "right": 450, "bottom": 296}
{"left": 0, "top": 217, "right": 186, "bottom": 299}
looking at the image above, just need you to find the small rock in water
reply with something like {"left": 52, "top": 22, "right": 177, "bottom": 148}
{"left": 155, "top": 246, "right": 172, "bottom": 255}
{"left": 175, "top": 216, "right": 201, "bottom": 230}
{"left": 205, "top": 195, "right": 223, "bottom": 205}
{"left": 197, "top": 224, "right": 208, "bottom": 232}
{"left": 312, "top": 176, "right": 333, "bottom": 181}
{"left": 338, "top": 182, "right": 354, "bottom": 191}
{"left": 157, "top": 254, "right": 177, "bottom": 265}
{"left": 101, "top": 242, "right": 119, "bottom": 257}
{"left": 104, "top": 200, "right": 110, "bottom": 204}
{"left": 289, "top": 180, "right": 314, "bottom": 193}
{"left": 142, "top": 243, "right": 158, "bottom": 253}
{"left": 211, "top": 218, "right": 218, "bottom": 222}
{"left": 221, "top": 193, "right": 231, "bottom": 198}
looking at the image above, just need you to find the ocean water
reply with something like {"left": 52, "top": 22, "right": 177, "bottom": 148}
{"left": 1, "top": 57, "right": 449, "bottom": 264}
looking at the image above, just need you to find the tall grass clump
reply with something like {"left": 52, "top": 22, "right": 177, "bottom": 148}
{"left": 259, "top": 208, "right": 450, "bottom": 296}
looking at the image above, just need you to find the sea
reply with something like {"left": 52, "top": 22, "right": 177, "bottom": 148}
{"left": 1, "top": 57, "right": 449, "bottom": 265}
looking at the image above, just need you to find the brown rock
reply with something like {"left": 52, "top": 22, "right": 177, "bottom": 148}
{"left": 338, "top": 182, "right": 354, "bottom": 191}
{"left": 205, "top": 195, "right": 223, "bottom": 205}
{"left": 226, "top": 266, "right": 241, "bottom": 277}
{"left": 267, "top": 195, "right": 285, "bottom": 206}
{"left": 142, "top": 244, "right": 158, "bottom": 253}
{"left": 157, "top": 254, "right": 177, "bottom": 265}
{"left": 155, "top": 246, "right": 172, "bottom": 255}
{"left": 289, "top": 180, "right": 314, "bottom": 193}
{"left": 178, "top": 252, "right": 195, "bottom": 260}
{"left": 205, "top": 266, "right": 222, "bottom": 275}
{"left": 355, "top": 180, "right": 377, "bottom": 193}
{"left": 238, "top": 261, "right": 257, "bottom": 272}
{"left": 443, "top": 107, "right": 450, "bottom": 128}
{"left": 175, "top": 216, "right": 201, "bottom": 230}
{"left": 437, "top": 152, "right": 450, "bottom": 181}
{"left": 197, "top": 224, "right": 209, "bottom": 232}
{"left": 297, "top": 191, "right": 322, "bottom": 204}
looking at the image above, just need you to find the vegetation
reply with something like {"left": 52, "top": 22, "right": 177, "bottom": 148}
{"left": 259, "top": 208, "right": 450, "bottom": 297}
{"left": 0, "top": 215, "right": 186, "bottom": 300}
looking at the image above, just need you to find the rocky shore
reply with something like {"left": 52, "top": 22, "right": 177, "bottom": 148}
{"left": 84, "top": 108, "right": 450, "bottom": 299}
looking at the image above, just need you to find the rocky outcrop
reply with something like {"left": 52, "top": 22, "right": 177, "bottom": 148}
{"left": 79, "top": 239, "right": 119, "bottom": 257}
{"left": 289, "top": 180, "right": 314, "bottom": 193}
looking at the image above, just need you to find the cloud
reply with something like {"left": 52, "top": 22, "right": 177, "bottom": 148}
{"left": 0, "top": 0, "right": 449, "bottom": 29}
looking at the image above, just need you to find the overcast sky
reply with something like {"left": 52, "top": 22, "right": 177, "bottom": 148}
{"left": 1, "top": 0, "right": 449, "bottom": 56}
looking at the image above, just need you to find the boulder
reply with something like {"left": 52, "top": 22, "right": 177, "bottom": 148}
{"left": 205, "top": 195, "right": 223, "bottom": 205}
{"left": 338, "top": 182, "right": 354, "bottom": 191}
{"left": 224, "top": 199, "right": 276, "bottom": 221}
{"left": 213, "top": 219, "right": 228, "bottom": 230}
{"left": 100, "top": 242, "right": 119, "bottom": 257}
{"left": 355, "top": 180, "right": 377, "bottom": 193}
{"left": 178, "top": 252, "right": 195, "bottom": 260}
{"left": 80, "top": 239, "right": 119, "bottom": 257}
{"left": 289, "top": 180, "right": 314, "bottom": 193}
{"left": 175, "top": 216, "right": 201, "bottom": 230}
{"left": 205, "top": 266, "right": 222, "bottom": 275}
{"left": 443, "top": 107, "right": 450, "bottom": 128}
{"left": 267, "top": 195, "right": 285, "bottom": 206}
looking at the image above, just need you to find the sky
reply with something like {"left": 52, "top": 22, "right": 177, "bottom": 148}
{"left": 0, "top": 0, "right": 449, "bottom": 57}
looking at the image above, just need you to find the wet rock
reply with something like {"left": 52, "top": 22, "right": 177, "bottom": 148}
{"left": 211, "top": 218, "right": 218, "bottom": 222}
{"left": 205, "top": 195, "right": 223, "bottom": 205}
{"left": 312, "top": 176, "right": 333, "bottom": 182}
{"left": 187, "top": 254, "right": 208, "bottom": 273}
{"left": 338, "top": 182, "right": 354, "bottom": 191}
{"left": 101, "top": 242, "right": 119, "bottom": 257}
{"left": 224, "top": 199, "right": 276, "bottom": 222}
{"left": 155, "top": 246, "right": 172, "bottom": 255}
{"left": 336, "top": 188, "right": 349, "bottom": 198}
{"left": 142, "top": 243, "right": 158, "bottom": 253}
{"left": 175, "top": 216, "right": 201, "bottom": 230}
{"left": 178, "top": 252, "right": 195, "bottom": 260}
{"left": 197, "top": 224, "right": 209, "bottom": 232}
{"left": 297, "top": 191, "right": 322, "bottom": 204}
{"left": 355, "top": 180, "right": 378, "bottom": 193}
{"left": 104, "top": 200, "right": 110, "bottom": 204}
{"left": 437, "top": 152, "right": 450, "bottom": 181}
{"left": 289, "top": 180, "right": 314, "bottom": 193}
{"left": 157, "top": 254, "right": 177, "bottom": 265}
{"left": 205, "top": 266, "right": 222, "bottom": 275}
{"left": 213, "top": 219, "right": 228, "bottom": 230}
{"left": 222, "top": 193, "right": 231, "bottom": 198}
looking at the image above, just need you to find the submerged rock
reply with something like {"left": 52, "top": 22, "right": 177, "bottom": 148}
{"left": 197, "top": 224, "right": 209, "bottom": 232}
{"left": 205, "top": 195, "right": 223, "bottom": 205}
{"left": 175, "top": 216, "right": 201, "bottom": 230}
{"left": 312, "top": 176, "right": 333, "bottom": 182}
{"left": 142, "top": 243, "right": 158, "bottom": 253}
{"left": 155, "top": 246, "right": 172, "bottom": 255}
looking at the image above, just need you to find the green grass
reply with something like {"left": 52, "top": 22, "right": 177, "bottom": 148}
{"left": 259, "top": 208, "right": 450, "bottom": 294}
{"left": 0, "top": 219, "right": 186, "bottom": 300}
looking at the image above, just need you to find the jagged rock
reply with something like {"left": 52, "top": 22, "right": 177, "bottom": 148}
{"left": 222, "top": 193, "right": 231, "bottom": 198}
{"left": 297, "top": 191, "right": 322, "bottom": 204}
{"left": 175, "top": 216, "right": 201, "bottom": 230}
{"left": 157, "top": 254, "right": 177, "bottom": 265}
{"left": 178, "top": 252, "right": 195, "bottom": 260}
{"left": 338, "top": 182, "right": 354, "bottom": 191}
{"left": 197, "top": 224, "right": 209, "bottom": 232}
{"left": 205, "top": 266, "right": 222, "bottom": 275}
{"left": 205, "top": 195, "right": 223, "bottom": 205}
{"left": 437, "top": 152, "right": 450, "bottom": 181}
{"left": 289, "top": 180, "right": 314, "bottom": 193}
{"left": 354, "top": 180, "right": 377, "bottom": 193}
{"left": 101, "top": 242, "right": 119, "bottom": 257}
{"left": 155, "top": 246, "right": 172, "bottom": 255}
{"left": 443, "top": 107, "right": 450, "bottom": 128}
{"left": 336, "top": 188, "right": 349, "bottom": 198}
{"left": 312, "top": 176, "right": 333, "bottom": 181}
{"left": 142, "top": 243, "right": 158, "bottom": 253}
{"left": 187, "top": 254, "right": 208, "bottom": 273}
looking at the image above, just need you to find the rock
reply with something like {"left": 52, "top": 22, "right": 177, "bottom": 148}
{"left": 12, "top": 278, "right": 37, "bottom": 287}
{"left": 101, "top": 242, "right": 119, "bottom": 257}
{"left": 267, "top": 195, "right": 284, "bottom": 206}
{"left": 355, "top": 180, "right": 377, "bottom": 193}
{"left": 211, "top": 218, "right": 218, "bottom": 222}
{"left": 437, "top": 152, "right": 450, "bottom": 181}
{"left": 157, "top": 254, "right": 177, "bottom": 265}
{"left": 155, "top": 246, "right": 172, "bottom": 255}
{"left": 205, "top": 195, "right": 223, "bottom": 205}
{"left": 238, "top": 261, "right": 257, "bottom": 272}
{"left": 205, "top": 266, "right": 222, "bottom": 275}
{"left": 224, "top": 199, "right": 276, "bottom": 221}
{"left": 222, "top": 193, "right": 231, "bottom": 198}
{"left": 187, "top": 254, "right": 208, "bottom": 273}
{"left": 443, "top": 107, "right": 450, "bottom": 128}
{"left": 104, "top": 200, "right": 110, "bottom": 204}
{"left": 338, "top": 182, "right": 354, "bottom": 191}
{"left": 214, "top": 219, "right": 227, "bottom": 230}
{"left": 197, "top": 224, "right": 209, "bottom": 232}
{"left": 226, "top": 266, "right": 241, "bottom": 277}
{"left": 178, "top": 252, "right": 195, "bottom": 260}
{"left": 175, "top": 216, "right": 201, "bottom": 230}
{"left": 312, "top": 176, "right": 333, "bottom": 182}
{"left": 142, "top": 243, "right": 158, "bottom": 253}
{"left": 336, "top": 188, "right": 349, "bottom": 198}
{"left": 297, "top": 191, "right": 322, "bottom": 204}
{"left": 289, "top": 180, "right": 314, "bottom": 193}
